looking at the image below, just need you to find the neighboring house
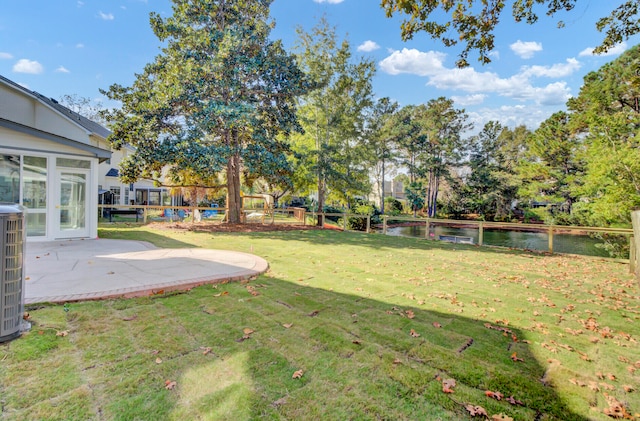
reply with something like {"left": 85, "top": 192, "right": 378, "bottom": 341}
{"left": 0, "top": 74, "right": 112, "bottom": 241}
{"left": 98, "top": 145, "right": 171, "bottom": 208}
{"left": 370, "top": 179, "right": 406, "bottom": 208}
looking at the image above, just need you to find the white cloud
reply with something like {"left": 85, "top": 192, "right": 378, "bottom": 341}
{"left": 76, "top": 43, "right": 84, "bottom": 48}
{"left": 510, "top": 40, "right": 542, "bottom": 59}
{"left": 452, "top": 94, "right": 486, "bottom": 106}
{"left": 13, "top": 59, "right": 44, "bottom": 74}
{"left": 56, "top": 66, "right": 70, "bottom": 73}
{"left": 427, "top": 67, "right": 507, "bottom": 93}
{"left": 579, "top": 41, "right": 628, "bottom": 57}
{"left": 379, "top": 47, "right": 570, "bottom": 106}
{"left": 313, "top": 0, "right": 344, "bottom": 3}
{"left": 468, "top": 104, "right": 548, "bottom": 132}
{"left": 379, "top": 48, "right": 446, "bottom": 76}
{"left": 519, "top": 58, "right": 581, "bottom": 78}
{"left": 0, "top": 52, "right": 13, "bottom": 59}
{"left": 98, "top": 11, "right": 114, "bottom": 20}
{"left": 428, "top": 64, "right": 569, "bottom": 105}
{"left": 77, "top": 1, "right": 84, "bottom": 7}
{"left": 357, "top": 40, "right": 380, "bottom": 52}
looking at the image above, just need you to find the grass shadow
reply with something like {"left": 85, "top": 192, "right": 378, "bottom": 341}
{"left": 98, "top": 226, "right": 198, "bottom": 249}
{"left": 3, "top": 277, "right": 589, "bottom": 420}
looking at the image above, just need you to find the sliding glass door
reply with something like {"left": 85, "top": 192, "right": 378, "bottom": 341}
{"left": 55, "top": 169, "right": 88, "bottom": 238}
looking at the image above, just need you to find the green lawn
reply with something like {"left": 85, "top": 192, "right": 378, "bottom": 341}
{"left": 2, "top": 226, "right": 638, "bottom": 420}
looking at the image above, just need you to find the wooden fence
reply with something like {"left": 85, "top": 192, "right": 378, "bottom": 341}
{"left": 98, "top": 205, "right": 636, "bottom": 272}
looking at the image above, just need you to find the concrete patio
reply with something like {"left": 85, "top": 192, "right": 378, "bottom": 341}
{"left": 24, "top": 238, "right": 269, "bottom": 304}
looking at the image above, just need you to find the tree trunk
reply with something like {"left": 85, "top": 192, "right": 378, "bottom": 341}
{"left": 317, "top": 174, "right": 325, "bottom": 226}
{"left": 380, "top": 160, "right": 386, "bottom": 214}
{"left": 426, "top": 170, "right": 434, "bottom": 217}
{"left": 226, "top": 130, "right": 242, "bottom": 223}
{"left": 430, "top": 176, "right": 440, "bottom": 217}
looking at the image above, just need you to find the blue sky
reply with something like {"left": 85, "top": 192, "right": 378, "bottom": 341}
{"left": 1, "top": 0, "right": 637, "bottom": 132}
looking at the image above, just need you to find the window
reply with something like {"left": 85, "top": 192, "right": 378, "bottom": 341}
{"left": 149, "top": 190, "right": 161, "bottom": 206}
{"left": 0, "top": 154, "right": 47, "bottom": 236}
{"left": 0, "top": 155, "right": 20, "bottom": 203}
{"left": 110, "top": 186, "right": 121, "bottom": 205}
{"left": 23, "top": 156, "right": 47, "bottom": 236}
{"left": 23, "top": 156, "right": 47, "bottom": 209}
{"left": 56, "top": 157, "right": 90, "bottom": 169}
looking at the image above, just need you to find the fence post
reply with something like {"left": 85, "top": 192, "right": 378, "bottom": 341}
{"left": 548, "top": 225, "right": 554, "bottom": 254}
{"left": 366, "top": 215, "right": 370, "bottom": 233}
{"left": 383, "top": 215, "right": 387, "bottom": 235}
{"left": 632, "top": 211, "right": 640, "bottom": 280}
{"left": 478, "top": 221, "right": 484, "bottom": 246}
{"left": 343, "top": 213, "right": 347, "bottom": 231}
{"left": 630, "top": 236, "right": 636, "bottom": 275}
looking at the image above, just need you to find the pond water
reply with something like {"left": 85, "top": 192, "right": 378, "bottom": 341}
{"left": 384, "top": 225, "right": 612, "bottom": 258}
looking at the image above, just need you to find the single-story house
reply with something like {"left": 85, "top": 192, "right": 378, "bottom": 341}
{"left": 0, "top": 74, "right": 111, "bottom": 241}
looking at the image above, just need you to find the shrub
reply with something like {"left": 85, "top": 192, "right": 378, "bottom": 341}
{"left": 323, "top": 205, "right": 344, "bottom": 223}
{"left": 384, "top": 197, "right": 404, "bottom": 215}
{"left": 344, "top": 201, "right": 381, "bottom": 231}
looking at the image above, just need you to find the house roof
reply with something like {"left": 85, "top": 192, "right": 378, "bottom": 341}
{"left": 0, "top": 117, "right": 112, "bottom": 162}
{"left": 0, "top": 74, "right": 112, "bottom": 160}
{"left": 34, "top": 93, "right": 112, "bottom": 139}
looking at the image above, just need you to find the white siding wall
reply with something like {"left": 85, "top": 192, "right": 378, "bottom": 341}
{"left": 0, "top": 84, "right": 91, "bottom": 145}
{"left": 0, "top": 85, "right": 35, "bottom": 127}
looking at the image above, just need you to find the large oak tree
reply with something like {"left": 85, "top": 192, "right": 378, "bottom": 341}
{"left": 102, "top": 0, "right": 309, "bottom": 223}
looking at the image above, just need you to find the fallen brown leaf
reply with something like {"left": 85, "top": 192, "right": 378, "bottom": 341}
{"left": 272, "top": 397, "right": 287, "bottom": 407}
{"left": 292, "top": 369, "right": 304, "bottom": 379}
{"left": 465, "top": 404, "right": 488, "bottom": 417}
{"left": 485, "top": 390, "right": 503, "bottom": 400}
{"left": 603, "top": 393, "right": 633, "bottom": 419}
{"left": 506, "top": 396, "right": 524, "bottom": 406}
{"left": 442, "top": 378, "right": 456, "bottom": 393}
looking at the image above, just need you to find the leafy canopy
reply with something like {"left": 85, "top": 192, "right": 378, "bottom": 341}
{"left": 381, "top": 0, "right": 640, "bottom": 66}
